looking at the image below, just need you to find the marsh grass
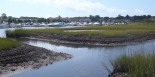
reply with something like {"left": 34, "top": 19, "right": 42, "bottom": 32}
{"left": 6, "top": 28, "right": 64, "bottom": 37}
{"left": 112, "top": 53, "right": 155, "bottom": 77}
{"left": 0, "top": 38, "right": 21, "bottom": 51}
{"left": 6, "top": 22, "right": 155, "bottom": 37}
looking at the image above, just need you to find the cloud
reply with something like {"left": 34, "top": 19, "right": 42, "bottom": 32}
{"left": 52, "top": 0, "right": 105, "bottom": 12}
{"left": 12, "top": 0, "right": 51, "bottom": 4}
{"left": 132, "top": 9, "right": 145, "bottom": 14}
{"left": 11, "top": 0, "right": 145, "bottom": 15}
{"left": 12, "top": 0, "right": 105, "bottom": 12}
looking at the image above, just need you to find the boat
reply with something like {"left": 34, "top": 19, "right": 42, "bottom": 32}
{"left": 48, "top": 22, "right": 64, "bottom": 27}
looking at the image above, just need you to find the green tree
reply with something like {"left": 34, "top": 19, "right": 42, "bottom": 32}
{"left": 1, "top": 13, "right": 7, "bottom": 19}
{"left": 103, "top": 17, "right": 109, "bottom": 23}
{"left": 125, "top": 15, "right": 130, "bottom": 19}
{"left": 95, "top": 15, "right": 101, "bottom": 22}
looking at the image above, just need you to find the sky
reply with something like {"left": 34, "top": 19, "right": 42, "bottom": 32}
{"left": 0, "top": 0, "right": 154, "bottom": 18}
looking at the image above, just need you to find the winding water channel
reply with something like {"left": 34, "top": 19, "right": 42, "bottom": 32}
{"left": 1, "top": 27, "right": 155, "bottom": 77}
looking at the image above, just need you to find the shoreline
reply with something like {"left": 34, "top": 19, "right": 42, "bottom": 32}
{"left": 16, "top": 33, "right": 155, "bottom": 46}
{"left": 0, "top": 44, "right": 72, "bottom": 77}
{"left": 23, "top": 37, "right": 134, "bottom": 46}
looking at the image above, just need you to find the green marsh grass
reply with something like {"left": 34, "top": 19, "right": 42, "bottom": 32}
{"left": 112, "top": 53, "right": 155, "bottom": 77}
{"left": 6, "top": 22, "right": 155, "bottom": 37}
{"left": 0, "top": 38, "right": 21, "bottom": 51}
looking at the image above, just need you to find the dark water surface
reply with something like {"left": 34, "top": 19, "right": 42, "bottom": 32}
{"left": 1, "top": 28, "right": 155, "bottom": 77}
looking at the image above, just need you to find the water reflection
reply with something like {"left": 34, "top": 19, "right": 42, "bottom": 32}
{"left": 10, "top": 38, "right": 155, "bottom": 77}
{"left": 0, "top": 29, "right": 6, "bottom": 38}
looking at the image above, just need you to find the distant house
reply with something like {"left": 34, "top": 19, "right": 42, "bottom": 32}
{"left": 151, "top": 16, "right": 155, "bottom": 21}
{"left": 0, "top": 21, "right": 9, "bottom": 28}
{"left": 79, "top": 18, "right": 91, "bottom": 23}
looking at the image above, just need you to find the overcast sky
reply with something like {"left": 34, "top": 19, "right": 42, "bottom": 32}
{"left": 0, "top": 0, "right": 154, "bottom": 18}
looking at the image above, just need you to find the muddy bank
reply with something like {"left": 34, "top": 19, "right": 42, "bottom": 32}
{"left": 108, "top": 72, "right": 127, "bottom": 77}
{"left": 9, "top": 33, "right": 155, "bottom": 46}
{"left": 0, "top": 44, "right": 72, "bottom": 77}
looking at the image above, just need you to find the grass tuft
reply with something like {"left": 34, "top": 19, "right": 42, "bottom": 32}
{"left": 112, "top": 53, "right": 155, "bottom": 77}
{"left": 0, "top": 38, "right": 21, "bottom": 51}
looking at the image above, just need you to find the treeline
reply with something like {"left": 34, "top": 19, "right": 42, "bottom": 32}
{"left": 89, "top": 15, "right": 153, "bottom": 22}
{"left": 0, "top": 13, "right": 154, "bottom": 24}
{"left": 0, "top": 16, "right": 50, "bottom": 24}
